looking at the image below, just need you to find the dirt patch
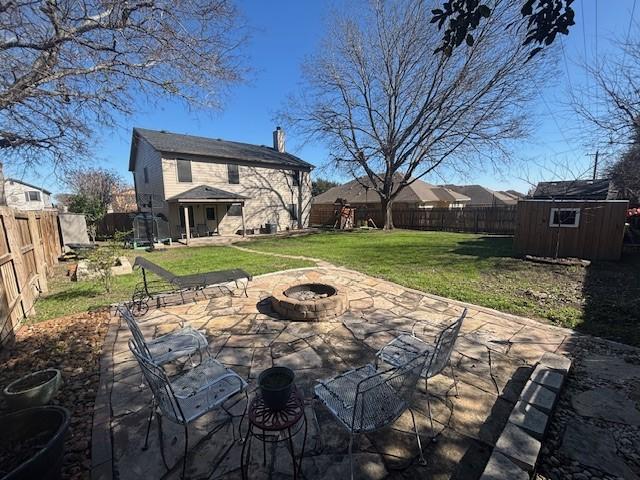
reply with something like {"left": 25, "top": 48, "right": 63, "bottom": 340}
{"left": 0, "top": 310, "right": 111, "bottom": 479}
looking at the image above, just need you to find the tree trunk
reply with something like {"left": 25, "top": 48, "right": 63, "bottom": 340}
{"left": 381, "top": 197, "right": 394, "bottom": 230}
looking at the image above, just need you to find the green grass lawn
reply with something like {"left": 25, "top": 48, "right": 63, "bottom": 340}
{"left": 247, "top": 230, "right": 640, "bottom": 346}
{"left": 32, "top": 245, "right": 313, "bottom": 323}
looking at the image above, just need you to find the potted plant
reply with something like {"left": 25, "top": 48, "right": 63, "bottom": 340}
{"left": 258, "top": 366, "right": 295, "bottom": 410}
{"left": 3, "top": 369, "right": 62, "bottom": 411}
{"left": 0, "top": 406, "right": 70, "bottom": 480}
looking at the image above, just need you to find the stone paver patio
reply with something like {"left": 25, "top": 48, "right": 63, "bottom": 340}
{"left": 93, "top": 266, "right": 639, "bottom": 480}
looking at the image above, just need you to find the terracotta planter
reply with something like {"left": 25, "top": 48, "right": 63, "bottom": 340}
{"left": 3, "top": 369, "right": 62, "bottom": 411}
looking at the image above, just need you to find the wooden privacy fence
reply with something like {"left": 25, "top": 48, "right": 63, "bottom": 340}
{"left": 310, "top": 204, "right": 517, "bottom": 234}
{"left": 0, "top": 208, "right": 61, "bottom": 346}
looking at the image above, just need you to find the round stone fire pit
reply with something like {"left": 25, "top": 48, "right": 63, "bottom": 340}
{"left": 271, "top": 282, "right": 347, "bottom": 321}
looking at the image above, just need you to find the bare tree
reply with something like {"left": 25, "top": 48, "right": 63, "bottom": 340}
{"left": 284, "top": 0, "right": 551, "bottom": 229}
{"left": 573, "top": 34, "right": 640, "bottom": 148}
{"left": 604, "top": 131, "right": 640, "bottom": 204}
{"left": 0, "top": 0, "right": 247, "bottom": 169}
{"left": 67, "top": 168, "right": 123, "bottom": 207}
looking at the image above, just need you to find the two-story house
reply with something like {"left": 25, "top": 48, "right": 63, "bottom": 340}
{"left": 128, "top": 127, "right": 313, "bottom": 241}
{"left": 3, "top": 178, "right": 53, "bottom": 210}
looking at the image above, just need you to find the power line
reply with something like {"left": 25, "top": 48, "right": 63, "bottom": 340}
{"left": 594, "top": 0, "right": 599, "bottom": 120}
{"left": 560, "top": 38, "right": 573, "bottom": 92}
{"left": 580, "top": 0, "right": 590, "bottom": 102}
{"left": 627, "top": 0, "right": 637, "bottom": 44}
{"left": 623, "top": 0, "right": 637, "bottom": 67}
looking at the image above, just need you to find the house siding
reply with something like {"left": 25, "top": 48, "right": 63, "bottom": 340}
{"left": 161, "top": 155, "right": 311, "bottom": 237}
{"left": 4, "top": 181, "right": 52, "bottom": 210}
{"left": 133, "top": 137, "right": 166, "bottom": 215}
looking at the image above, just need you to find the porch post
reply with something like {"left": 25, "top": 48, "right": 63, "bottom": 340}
{"left": 241, "top": 202, "right": 246, "bottom": 237}
{"left": 184, "top": 205, "right": 191, "bottom": 245}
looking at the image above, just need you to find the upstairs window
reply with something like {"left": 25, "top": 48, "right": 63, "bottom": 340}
{"left": 292, "top": 170, "right": 300, "bottom": 186}
{"left": 549, "top": 208, "right": 580, "bottom": 228}
{"left": 25, "top": 191, "right": 41, "bottom": 202}
{"left": 176, "top": 158, "right": 192, "bottom": 183}
{"left": 143, "top": 167, "right": 149, "bottom": 184}
{"left": 228, "top": 164, "right": 240, "bottom": 184}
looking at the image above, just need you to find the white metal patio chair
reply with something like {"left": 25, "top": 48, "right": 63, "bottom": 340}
{"left": 314, "top": 353, "right": 429, "bottom": 479}
{"left": 375, "top": 309, "right": 467, "bottom": 435}
{"left": 118, "top": 305, "right": 209, "bottom": 366}
{"left": 129, "top": 339, "right": 249, "bottom": 479}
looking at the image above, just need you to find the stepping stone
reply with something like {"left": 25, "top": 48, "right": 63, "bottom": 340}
{"left": 572, "top": 388, "right": 640, "bottom": 425}
{"left": 480, "top": 451, "right": 529, "bottom": 480}
{"left": 580, "top": 354, "right": 640, "bottom": 382}
{"left": 530, "top": 364, "right": 564, "bottom": 392}
{"left": 561, "top": 421, "right": 639, "bottom": 480}
{"left": 519, "top": 380, "right": 556, "bottom": 413}
{"left": 508, "top": 401, "right": 548, "bottom": 440}
{"left": 494, "top": 423, "right": 541, "bottom": 472}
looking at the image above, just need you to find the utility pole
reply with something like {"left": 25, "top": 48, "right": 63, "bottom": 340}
{"left": 587, "top": 151, "right": 599, "bottom": 180}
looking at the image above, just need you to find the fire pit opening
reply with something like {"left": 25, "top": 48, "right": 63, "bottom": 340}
{"left": 271, "top": 282, "right": 348, "bottom": 322}
{"left": 284, "top": 283, "right": 337, "bottom": 301}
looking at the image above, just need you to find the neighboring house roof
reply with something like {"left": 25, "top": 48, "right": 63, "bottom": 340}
{"left": 504, "top": 189, "right": 526, "bottom": 199}
{"left": 129, "top": 128, "right": 314, "bottom": 172}
{"left": 166, "top": 185, "right": 249, "bottom": 203}
{"left": 5, "top": 178, "right": 51, "bottom": 195}
{"left": 313, "top": 175, "right": 470, "bottom": 205}
{"left": 497, "top": 190, "right": 526, "bottom": 201}
{"left": 532, "top": 179, "right": 616, "bottom": 200}
{"left": 441, "top": 184, "right": 517, "bottom": 206}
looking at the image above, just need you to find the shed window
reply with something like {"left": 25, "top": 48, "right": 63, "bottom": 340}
{"left": 143, "top": 167, "right": 149, "bottom": 184}
{"left": 549, "top": 208, "right": 580, "bottom": 228}
{"left": 25, "top": 191, "right": 41, "bottom": 202}
{"left": 176, "top": 159, "right": 192, "bottom": 183}
{"left": 227, "top": 204, "right": 242, "bottom": 216}
{"left": 228, "top": 164, "right": 240, "bottom": 184}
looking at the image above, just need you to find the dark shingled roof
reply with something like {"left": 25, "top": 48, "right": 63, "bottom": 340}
{"left": 129, "top": 128, "right": 313, "bottom": 171}
{"left": 6, "top": 177, "right": 51, "bottom": 195}
{"left": 166, "top": 185, "right": 249, "bottom": 203}
{"left": 532, "top": 179, "right": 615, "bottom": 200}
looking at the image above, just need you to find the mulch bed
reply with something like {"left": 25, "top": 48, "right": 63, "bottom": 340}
{"left": 0, "top": 310, "right": 112, "bottom": 480}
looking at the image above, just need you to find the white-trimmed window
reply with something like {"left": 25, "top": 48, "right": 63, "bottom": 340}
{"left": 25, "top": 191, "right": 41, "bottom": 202}
{"left": 176, "top": 158, "right": 192, "bottom": 183}
{"left": 549, "top": 208, "right": 580, "bottom": 228}
{"left": 227, "top": 164, "right": 240, "bottom": 184}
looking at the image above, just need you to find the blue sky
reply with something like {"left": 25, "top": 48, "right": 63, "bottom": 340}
{"left": 9, "top": 0, "right": 637, "bottom": 196}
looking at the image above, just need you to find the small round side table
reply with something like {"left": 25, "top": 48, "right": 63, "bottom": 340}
{"left": 240, "top": 386, "right": 307, "bottom": 479}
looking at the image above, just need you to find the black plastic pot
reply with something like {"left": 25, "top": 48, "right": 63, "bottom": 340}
{"left": 0, "top": 406, "right": 70, "bottom": 480}
{"left": 258, "top": 367, "right": 295, "bottom": 411}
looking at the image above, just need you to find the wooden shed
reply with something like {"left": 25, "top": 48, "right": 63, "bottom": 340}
{"left": 513, "top": 200, "right": 628, "bottom": 261}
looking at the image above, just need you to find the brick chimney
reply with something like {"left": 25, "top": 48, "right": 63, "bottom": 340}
{"left": 273, "top": 126, "right": 285, "bottom": 153}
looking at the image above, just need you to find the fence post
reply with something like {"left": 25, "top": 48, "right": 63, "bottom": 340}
{"left": 27, "top": 212, "right": 48, "bottom": 294}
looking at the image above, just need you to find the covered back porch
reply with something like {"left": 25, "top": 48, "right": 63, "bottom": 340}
{"left": 167, "top": 185, "right": 249, "bottom": 244}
